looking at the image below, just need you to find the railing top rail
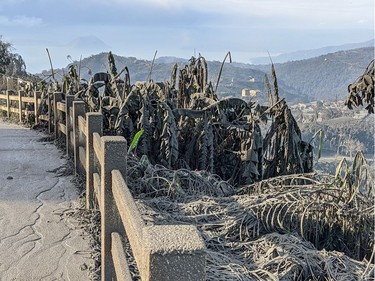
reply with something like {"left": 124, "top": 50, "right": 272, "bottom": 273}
{"left": 78, "top": 115, "right": 87, "bottom": 137}
{"left": 93, "top": 132, "right": 103, "bottom": 165}
{"left": 112, "top": 170, "right": 145, "bottom": 233}
{"left": 56, "top": 101, "right": 66, "bottom": 112}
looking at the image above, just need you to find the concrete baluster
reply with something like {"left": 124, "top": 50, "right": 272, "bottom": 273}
{"left": 85, "top": 112, "right": 103, "bottom": 209}
{"left": 100, "top": 136, "right": 127, "bottom": 281}
{"left": 72, "top": 101, "right": 86, "bottom": 175}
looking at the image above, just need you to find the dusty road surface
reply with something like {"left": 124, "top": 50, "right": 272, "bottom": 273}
{"left": 0, "top": 121, "right": 94, "bottom": 281}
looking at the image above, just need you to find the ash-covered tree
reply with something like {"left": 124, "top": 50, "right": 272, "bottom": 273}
{"left": 6, "top": 53, "right": 27, "bottom": 77}
{"left": 0, "top": 36, "right": 27, "bottom": 77}
{"left": 0, "top": 36, "right": 12, "bottom": 75}
{"left": 345, "top": 60, "right": 374, "bottom": 114}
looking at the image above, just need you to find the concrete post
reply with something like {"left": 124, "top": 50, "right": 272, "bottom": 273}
{"left": 6, "top": 77, "right": 14, "bottom": 90}
{"left": 100, "top": 136, "right": 127, "bottom": 281}
{"left": 47, "top": 93, "right": 52, "bottom": 134}
{"left": 54, "top": 92, "right": 62, "bottom": 140}
{"left": 6, "top": 90, "right": 10, "bottom": 118}
{"left": 72, "top": 101, "right": 86, "bottom": 175}
{"left": 18, "top": 90, "right": 23, "bottom": 123}
{"left": 85, "top": 112, "right": 103, "bottom": 209}
{"left": 142, "top": 225, "right": 206, "bottom": 281}
{"left": 0, "top": 75, "right": 4, "bottom": 90}
{"left": 34, "top": 91, "right": 40, "bottom": 125}
{"left": 65, "top": 95, "right": 74, "bottom": 156}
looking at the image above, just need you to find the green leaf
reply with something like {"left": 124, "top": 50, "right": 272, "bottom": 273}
{"left": 140, "top": 154, "right": 150, "bottom": 167}
{"left": 309, "top": 129, "right": 323, "bottom": 160}
{"left": 172, "top": 173, "right": 185, "bottom": 195}
{"left": 334, "top": 157, "right": 348, "bottom": 183}
{"left": 318, "top": 129, "right": 323, "bottom": 160}
{"left": 127, "top": 129, "right": 144, "bottom": 155}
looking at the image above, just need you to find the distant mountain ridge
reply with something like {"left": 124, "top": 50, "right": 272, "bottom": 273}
{"left": 41, "top": 44, "right": 373, "bottom": 103}
{"left": 155, "top": 56, "right": 188, "bottom": 64}
{"left": 252, "top": 47, "right": 375, "bottom": 101}
{"left": 45, "top": 52, "right": 306, "bottom": 104}
{"left": 250, "top": 39, "right": 374, "bottom": 64}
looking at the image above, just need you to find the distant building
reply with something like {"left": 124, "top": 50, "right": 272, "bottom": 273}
{"left": 242, "top": 88, "right": 248, "bottom": 97}
{"left": 242, "top": 88, "right": 261, "bottom": 97}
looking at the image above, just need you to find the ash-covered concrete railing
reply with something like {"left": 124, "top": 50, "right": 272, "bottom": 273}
{"left": 111, "top": 169, "right": 206, "bottom": 281}
{"left": 54, "top": 93, "right": 76, "bottom": 156}
{"left": 53, "top": 97, "right": 206, "bottom": 281}
{"left": 1, "top": 83, "right": 207, "bottom": 280}
{"left": 0, "top": 75, "right": 46, "bottom": 126}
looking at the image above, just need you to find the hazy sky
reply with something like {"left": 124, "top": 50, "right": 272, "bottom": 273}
{"left": 1, "top": 0, "right": 374, "bottom": 73}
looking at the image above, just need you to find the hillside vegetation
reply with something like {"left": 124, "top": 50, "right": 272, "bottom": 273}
{"left": 291, "top": 100, "right": 374, "bottom": 155}
{"left": 254, "top": 47, "right": 374, "bottom": 101}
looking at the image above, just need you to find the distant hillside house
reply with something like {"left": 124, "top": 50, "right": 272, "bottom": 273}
{"left": 242, "top": 88, "right": 261, "bottom": 97}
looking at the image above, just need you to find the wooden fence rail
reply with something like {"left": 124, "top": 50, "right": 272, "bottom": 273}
{"left": 1, "top": 76, "right": 207, "bottom": 281}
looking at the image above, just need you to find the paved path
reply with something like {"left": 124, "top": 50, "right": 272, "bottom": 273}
{"left": 0, "top": 121, "right": 94, "bottom": 281}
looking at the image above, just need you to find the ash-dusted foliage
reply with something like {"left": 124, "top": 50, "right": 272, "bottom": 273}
{"left": 345, "top": 59, "right": 374, "bottom": 113}
{"left": 13, "top": 50, "right": 372, "bottom": 280}
{"left": 129, "top": 152, "right": 374, "bottom": 280}
{"left": 61, "top": 53, "right": 312, "bottom": 186}
{"left": 262, "top": 100, "right": 313, "bottom": 180}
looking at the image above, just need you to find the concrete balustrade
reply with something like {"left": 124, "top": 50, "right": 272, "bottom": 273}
{"left": 0, "top": 77, "right": 43, "bottom": 126}
{"left": 112, "top": 170, "right": 206, "bottom": 281}
{"left": 1, "top": 77, "right": 207, "bottom": 281}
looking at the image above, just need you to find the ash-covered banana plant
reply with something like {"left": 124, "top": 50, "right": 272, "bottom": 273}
{"left": 63, "top": 52, "right": 313, "bottom": 186}
{"left": 345, "top": 59, "right": 374, "bottom": 114}
{"left": 262, "top": 64, "right": 313, "bottom": 179}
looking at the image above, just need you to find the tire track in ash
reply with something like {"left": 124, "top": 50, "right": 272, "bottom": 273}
{"left": 0, "top": 121, "right": 94, "bottom": 280}
{"left": 0, "top": 178, "right": 61, "bottom": 276}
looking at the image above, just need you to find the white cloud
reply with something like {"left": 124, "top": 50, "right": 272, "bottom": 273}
{"left": 99, "top": 0, "right": 372, "bottom": 16}
{"left": 0, "top": 15, "right": 42, "bottom": 27}
{"left": 2, "top": 0, "right": 373, "bottom": 74}
{"left": 87, "top": 0, "right": 373, "bottom": 29}
{"left": 28, "top": 0, "right": 373, "bottom": 30}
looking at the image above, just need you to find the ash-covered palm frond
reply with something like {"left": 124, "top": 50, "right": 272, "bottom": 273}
{"left": 345, "top": 59, "right": 374, "bottom": 114}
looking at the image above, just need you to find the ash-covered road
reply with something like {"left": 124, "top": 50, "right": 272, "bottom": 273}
{"left": 0, "top": 121, "right": 93, "bottom": 281}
